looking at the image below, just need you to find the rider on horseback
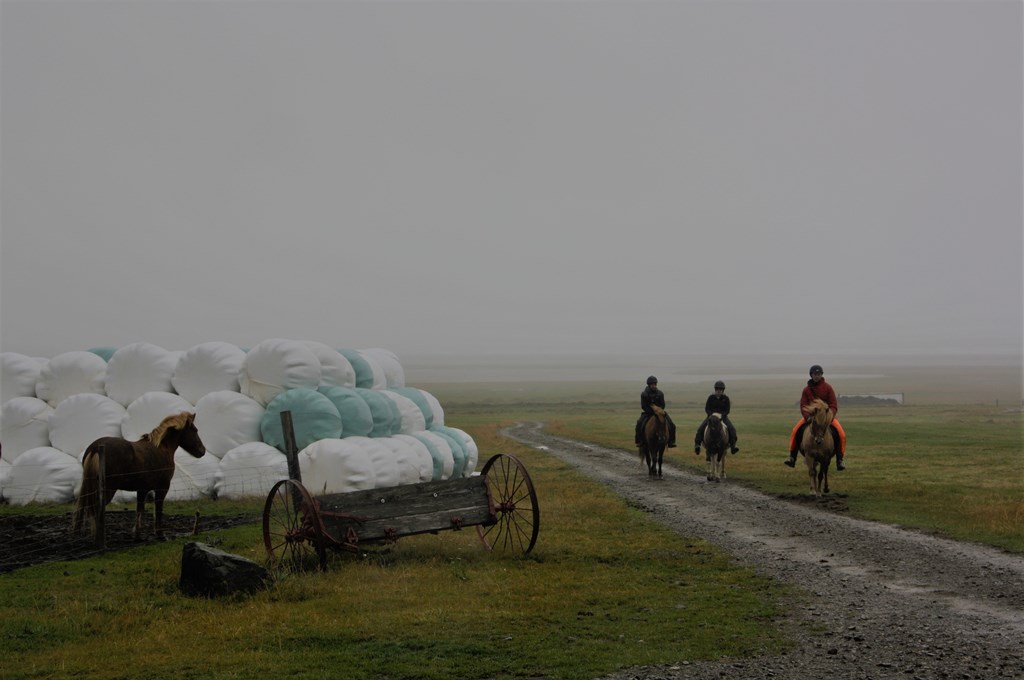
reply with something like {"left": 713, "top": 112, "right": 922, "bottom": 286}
{"left": 785, "top": 365, "right": 846, "bottom": 470}
{"left": 694, "top": 380, "right": 739, "bottom": 454}
{"left": 635, "top": 376, "right": 677, "bottom": 449}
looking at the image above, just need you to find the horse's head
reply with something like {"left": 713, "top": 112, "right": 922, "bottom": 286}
{"left": 807, "top": 399, "right": 833, "bottom": 445}
{"left": 152, "top": 412, "right": 206, "bottom": 458}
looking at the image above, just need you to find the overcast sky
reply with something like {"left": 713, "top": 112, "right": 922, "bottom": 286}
{"left": 2, "top": 0, "right": 1021, "bottom": 362}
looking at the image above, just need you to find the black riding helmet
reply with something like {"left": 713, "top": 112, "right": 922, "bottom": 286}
{"left": 714, "top": 380, "right": 725, "bottom": 390}
{"left": 809, "top": 364, "right": 824, "bottom": 376}
{"left": 647, "top": 375, "right": 658, "bottom": 385}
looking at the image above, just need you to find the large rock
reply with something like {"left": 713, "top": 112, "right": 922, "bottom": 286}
{"left": 179, "top": 542, "right": 272, "bottom": 597}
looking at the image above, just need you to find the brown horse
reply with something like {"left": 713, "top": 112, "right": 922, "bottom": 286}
{"left": 800, "top": 398, "right": 835, "bottom": 497}
{"left": 639, "top": 404, "right": 669, "bottom": 478}
{"left": 700, "top": 413, "right": 729, "bottom": 482}
{"left": 72, "top": 411, "right": 205, "bottom": 540}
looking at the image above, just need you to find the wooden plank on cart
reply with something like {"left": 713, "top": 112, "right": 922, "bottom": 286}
{"left": 316, "top": 476, "right": 493, "bottom": 545}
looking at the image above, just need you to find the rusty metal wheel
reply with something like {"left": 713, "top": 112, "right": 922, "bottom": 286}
{"left": 263, "top": 479, "right": 326, "bottom": 572}
{"left": 477, "top": 454, "right": 539, "bottom": 555}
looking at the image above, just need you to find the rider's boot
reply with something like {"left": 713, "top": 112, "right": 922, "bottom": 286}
{"left": 784, "top": 451, "right": 798, "bottom": 467}
{"left": 694, "top": 444, "right": 701, "bottom": 455}
{"left": 835, "top": 451, "right": 845, "bottom": 471}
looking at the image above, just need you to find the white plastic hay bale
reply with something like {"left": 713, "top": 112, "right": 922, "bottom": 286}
{"left": 359, "top": 348, "right": 405, "bottom": 387}
{"left": 429, "top": 426, "right": 468, "bottom": 478}
{"left": 380, "top": 390, "right": 427, "bottom": 434}
{"left": 299, "top": 438, "right": 375, "bottom": 495}
{"left": 104, "top": 342, "right": 178, "bottom": 407}
{"left": 392, "top": 434, "right": 435, "bottom": 483}
{"left": 411, "top": 431, "right": 455, "bottom": 481}
{"left": 389, "top": 387, "right": 435, "bottom": 429}
{"left": 171, "top": 342, "right": 245, "bottom": 404}
{"left": 260, "top": 388, "right": 343, "bottom": 453}
{"left": 345, "top": 436, "right": 400, "bottom": 489}
{"left": 339, "top": 349, "right": 386, "bottom": 389}
{"left": 239, "top": 338, "right": 322, "bottom": 407}
{"left": 193, "top": 390, "right": 265, "bottom": 459}
{"left": 318, "top": 386, "right": 373, "bottom": 437}
{"left": 166, "top": 448, "right": 218, "bottom": 500}
{"left": 4, "top": 446, "right": 81, "bottom": 505}
{"left": 214, "top": 442, "right": 289, "bottom": 499}
{"left": 301, "top": 341, "right": 356, "bottom": 388}
{"left": 35, "top": 351, "right": 108, "bottom": 407}
{"left": 355, "top": 388, "right": 401, "bottom": 437}
{"left": 48, "top": 393, "right": 126, "bottom": 459}
{"left": 413, "top": 388, "right": 445, "bottom": 428}
{"left": 440, "top": 426, "right": 479, "bottom": 476}
{"left": 378, "top": 436, "right": 431, "bottom": 485}
{"left": 121, "top": 392, "right": 194, "bottom": 441}
{"left": 0, "top": 397, "right": 53, "bottom": 462}
{"left": 1, "top": 352, "right": 42, "bottom": 402}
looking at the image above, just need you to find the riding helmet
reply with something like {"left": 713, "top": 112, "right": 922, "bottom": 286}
{"left": 647, "top": 375, "right": 658, "bottom": 385}
{"left": 714, "top": 380, "right": 725, "bottom": 390}
{"left": 809, "top": 364, "right": 824, "bottom": 376}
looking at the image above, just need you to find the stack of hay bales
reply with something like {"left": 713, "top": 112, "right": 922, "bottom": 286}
{"left": 0, "top": 340, "right": 476, "bottom": 505}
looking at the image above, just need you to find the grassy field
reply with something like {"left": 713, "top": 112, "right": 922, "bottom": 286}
{"left": 1, "top": 367, "right": 1021, "bottom": 679}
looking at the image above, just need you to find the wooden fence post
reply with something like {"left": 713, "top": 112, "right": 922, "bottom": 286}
{"left": 95, "top": 445, "right": 106, "bottom": 549}
{"left": 279, "top": 411, "right": 302, "bottom": 515}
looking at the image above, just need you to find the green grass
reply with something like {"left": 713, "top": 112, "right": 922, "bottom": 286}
{"left": 2, "top": 377, "right": 1021, "bottom": 678}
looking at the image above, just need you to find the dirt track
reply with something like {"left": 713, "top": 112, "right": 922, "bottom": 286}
{"left": 502, "top": 422, "right": 1024, "bottom": 680}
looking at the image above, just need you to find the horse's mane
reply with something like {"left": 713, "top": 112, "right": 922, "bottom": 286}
{"left": 808, "top": 399, "right": 832, "bottom": 425}
{"left": 150, "top": 412, "right": 194, "bottom": 447}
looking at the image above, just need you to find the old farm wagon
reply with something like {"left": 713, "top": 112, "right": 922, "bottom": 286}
{"left": 261, "top": 415, "right": 539, "bottom": 571}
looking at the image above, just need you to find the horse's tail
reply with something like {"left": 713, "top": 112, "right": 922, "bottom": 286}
{"left": 72, "top": 446, "right": 102, "bottom": 536}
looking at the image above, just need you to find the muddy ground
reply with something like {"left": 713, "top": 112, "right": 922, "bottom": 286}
{"left": 503, "top": 422, "right": 1024, "bottom": 680}
{"left": 0, "top": 508, "right": 255, "bottom": 574}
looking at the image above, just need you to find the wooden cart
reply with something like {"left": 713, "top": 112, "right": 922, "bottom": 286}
{"left": 262, "top": 453, "right": 539, "bottom": 571}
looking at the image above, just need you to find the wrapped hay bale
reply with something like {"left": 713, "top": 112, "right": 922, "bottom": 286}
{"left": 318, "top": 386, "right": 373, "bottom": 438}
{"left": 104, "top": 343, "right": 178, "bottom": 407}
{"left": 380, "top": 390, "right": 427, "bottom": 434}
{"left": 345, "top": 436, "right": 400, "bottom": 489}
{"left": 429, "top": 426, "right": 468, "bottom": 478}
{"left": 214, "top": 442, "right": 289, "bottom": 499}
{"left": 299, "top": 438, "right": 375, "bottom": 495}
{"left": 35, "top": 351, "right": 107, "bottom": 407}
{"left": 193, "top": 391, "right": 265, "bottom": 459}
{"left": 239, "top": 338, "right": 321, "bottom": 407}
{"left": 167, "top": 449, "right": 219, "bottom": 500}
{"left": 48, "top": 393, "right": 126, "bottom": 459}
{"left": 339, "top": 349, "right": 386, "bottom": 389}
{"left": 260, "top": 388, "right": 342, "bottom": 453}
{"left": 410, "top": 431, "right": 455, "bottom": 481}
{"left": 121, "top": 392, "right": 194, "bottom": 441}
{"left": 4, "top": 446, "right": 81, "bottom": 505}
{"left": 1, "top": 352, "right": 43, "bottom": 403}
{"left": 171, "top": 342, "right": 245, "bottom": 404}
{"left": 355, "top": 388, "right": 401, "bottom": 438}
{"left": 0, "top": 397, "right": 53, "bottom": 462}
{"left": 359, "top": 348, "right": 405, "bottom": 388}
{"left": 301, "top": 341, "right": 356, "bottom": 388}
{"left": 379, "top": 436, "right": 432, "bottom": 484}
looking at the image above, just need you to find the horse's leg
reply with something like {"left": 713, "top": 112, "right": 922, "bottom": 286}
{"left": 154, "top": 488, "right": 169, "bottom": 539}
{"left": 133, "top": 490, "right": 148, "bottom": 540}
{"left": 823, "top": 465, "right": 830, "bottom": 494}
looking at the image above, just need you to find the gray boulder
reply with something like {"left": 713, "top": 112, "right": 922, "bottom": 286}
{"left": 179, "top": 542, "right": 272, "bottom": 597}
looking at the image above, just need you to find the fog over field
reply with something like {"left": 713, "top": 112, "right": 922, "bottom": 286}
{"left": 2, "top": 2, "right": 1021, "bottom": 367}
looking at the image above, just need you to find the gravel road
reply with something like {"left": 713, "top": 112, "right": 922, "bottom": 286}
{"left": 502, "top": 422, "right": 1024, "bottom": 680}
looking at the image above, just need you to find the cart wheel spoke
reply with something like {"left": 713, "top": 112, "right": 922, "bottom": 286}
{"left": 263, "top": 479, "right": 327, "bottom": 572}
{"left": 477, "top": 454, "right": 539, "bottom": 555}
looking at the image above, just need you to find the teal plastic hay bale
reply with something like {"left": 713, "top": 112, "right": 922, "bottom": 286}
{"left": 354, "top": 387, "right": 401, "bottom": 437}
{"left": 261, "top": 388, "right": 342, "bottom": 453}
{"left": 429, "top": 426, "right": 468, "bottom": 478}
{"left": 318, "top": 385, "right": 373, "bottom": 438}
{"left": 338, "top": 349, "right": 378, "bottom": 388}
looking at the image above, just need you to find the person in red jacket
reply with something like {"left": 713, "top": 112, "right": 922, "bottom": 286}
{"left": 784, "top": 364, "right": 846, "bottom": 470}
